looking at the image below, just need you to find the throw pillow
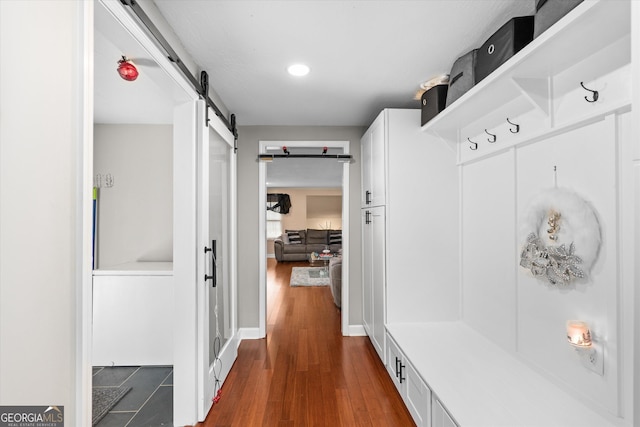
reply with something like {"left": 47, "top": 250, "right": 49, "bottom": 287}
{"left": 287, "top": 230, "right": 302, "bottom": 244}
{"left": 329, "top": 230, "right": 342, "bottom": 244}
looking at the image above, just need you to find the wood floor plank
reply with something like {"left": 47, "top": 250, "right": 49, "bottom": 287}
{"left": 195, "top": 259, "right": 415, "bottom": 426}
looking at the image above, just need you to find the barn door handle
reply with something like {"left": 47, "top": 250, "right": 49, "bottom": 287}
{"left": 204, "top": 240, "right": 217, "bottom": 287}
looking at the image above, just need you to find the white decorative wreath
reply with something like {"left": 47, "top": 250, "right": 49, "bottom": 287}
{"left": 519, "top": 187, "right": 601, "bottom": 286}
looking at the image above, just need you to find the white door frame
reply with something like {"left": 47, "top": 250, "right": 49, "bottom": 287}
{"left": 258, "top": 140, "right": 350, "bottom": 337}
{"left": 83, "top": 1, "right": 207, "bottom": 426}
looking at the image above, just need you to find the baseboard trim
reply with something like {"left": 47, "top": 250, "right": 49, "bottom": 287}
{"left": 238, "top": 327, "right": 262, "bottom": 340}
{"left": 266, "top": 254, "right": 275, "bottom": 259}
{"left": 348, "top": 324, "right": 366, "bottom": 336}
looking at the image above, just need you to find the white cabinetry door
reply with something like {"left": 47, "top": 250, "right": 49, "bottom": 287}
{"left": 432, "top": 397, "right": 458, "bottom": 427}
{"left": 362, "top": 205, "right": 386, "bottom": 360}
{"left": 386, "top": 333, "right": 431, "bottom": 427}
{"left": 369, "top": 114, "right": 386, "bottom": 207}
{"left": 361, "top": 113, "right": 386, "bottom": 208}
{"left": 406, "top": 362, "right": 431, "bottom": 427}
{"left": 370, "top": 206, "right": 386, "bottom": 360}
{"left": 361, "top": 126, "right": 373, "bottom": 208}
{"left": 386, "top": 334, "right": 404, "bottom": 392}
{"left": 362, "top": 209, "right": 373, "bottom": 337}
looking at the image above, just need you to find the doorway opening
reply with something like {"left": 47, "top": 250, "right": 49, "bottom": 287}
{"left": 91, "top": 2, "right": 194, "bottom": 425}
{"left": 258, "top": 141, "right": 351, "bottom": 337}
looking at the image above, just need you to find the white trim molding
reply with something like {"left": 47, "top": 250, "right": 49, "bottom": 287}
{"left": 258, "top": 140, "right": 351, "bottom": 338}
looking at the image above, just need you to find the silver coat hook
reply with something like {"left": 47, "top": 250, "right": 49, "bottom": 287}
{"left": 580, "top": 81, "right": 599, "bottom": 103}
{"left": 468, "top": 137, "right": 478, "bottom": 151}
{"left": 506, "top": 118, "right": 520, "bottom": 133}
{"left": 485, "top": 129, "right": 497, "bottom": 143}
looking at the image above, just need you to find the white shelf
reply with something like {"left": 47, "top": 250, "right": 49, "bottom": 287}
{"left": 422, "top": 0, "right": 630, "bottom": 149}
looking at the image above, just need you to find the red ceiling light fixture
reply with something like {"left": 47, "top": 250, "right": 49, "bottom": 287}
{"left": 117, "top": 56, "right": 139, "bottom": 81}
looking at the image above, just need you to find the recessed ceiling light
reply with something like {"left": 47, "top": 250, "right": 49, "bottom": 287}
{"left": 287, "top": 63, "right": 310, "bottom": 77}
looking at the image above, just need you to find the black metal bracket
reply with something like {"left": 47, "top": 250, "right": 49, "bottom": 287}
{"left": 258, "top": 153, "right": 353, "bottom": 161}
{"left": 231, "top": 114, "right": 238, "bottom": 153}
{"left": 120, "top": 0, "right": 238, "bottom": 139}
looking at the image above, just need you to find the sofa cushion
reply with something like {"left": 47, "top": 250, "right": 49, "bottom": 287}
{"left": 306, "top": 229, "right": 328, "bottom": 244}
{"left": 283, "top": 244, "right": 308, "bottom": 254}
{"left": 286, "top": 230, "right": 303, "bottom": 244}
{"left": 329, "top": 230, "right": 342, "bottom": 244}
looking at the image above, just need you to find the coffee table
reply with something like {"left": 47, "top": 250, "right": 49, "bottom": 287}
{"left": 309, "top": 252, "right": 334, "bottom": 274}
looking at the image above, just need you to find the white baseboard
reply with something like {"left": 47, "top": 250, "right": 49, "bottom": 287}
{"left": 266, "top": 253, "right": 275, "bottom": 259}
{"left": 237, "top": 327, "right": 262, "bottom": 340}
{"left": 348, "top": 324, "right": 366, "bottom": 336}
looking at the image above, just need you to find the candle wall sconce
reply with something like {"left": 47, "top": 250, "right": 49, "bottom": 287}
{"left": 566, "top": 320, "right": 603, "bottom": 375}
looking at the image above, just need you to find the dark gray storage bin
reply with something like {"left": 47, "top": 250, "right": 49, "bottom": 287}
{"left": 475, "top": 16, "right": 534, "bottom": 83}
{"left": 421, "top": 85, "right": 448, "bottom": 126}
{"left": 534, "top": 0, "right": 583, "bottom": 38}
{"left": 445, "top": 49, "right": 477, "bottom": 108}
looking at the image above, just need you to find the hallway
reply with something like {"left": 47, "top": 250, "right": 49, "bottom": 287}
{"left": 198, "top": 259, "right": 414, "bottom": 426}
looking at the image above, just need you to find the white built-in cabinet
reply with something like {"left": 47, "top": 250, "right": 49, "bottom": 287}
{"left": 361, "top": 108, "right": 449, "bottom": 362}
{"left": 360, "top": 114, "right": 386, "bottom": 207}
{"left": 360, "top": 110, "right": 386, "bottom": 360}
{"left": 386, "top": 335, "right": 432, "bottom": 427}
{"left": 361, "top": 205, "right": 385, "bottom": 358}
{"left": 366, "top": 1, "right": 636, "bottom": 426}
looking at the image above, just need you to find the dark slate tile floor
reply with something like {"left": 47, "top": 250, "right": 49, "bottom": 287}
{"left": 93, "top": 366, "right": 173, "bottom": 427}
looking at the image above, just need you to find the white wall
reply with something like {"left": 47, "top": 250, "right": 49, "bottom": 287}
{"left": 93, "top": 124, "right": 173, "bottom": 268}
{"left": 268, "top": 188, "right": 342, "bottom": 231}
{"left": 237, "top": 126, "right": 363, "bottom": 327}
{"left": 460, "top": 113, "right": 634, "bottom": 419}
{"left": 0, "top": 1, "right": 85, "bottom": 424}
{"left": 384, "top": 111, "right": 460, "bottom": 324}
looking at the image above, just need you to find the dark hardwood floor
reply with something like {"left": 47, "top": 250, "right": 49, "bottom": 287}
{"left": 196, "top": 258, "right": 414, "bottom": 426}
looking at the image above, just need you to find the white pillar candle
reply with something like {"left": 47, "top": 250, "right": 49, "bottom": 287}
{"left": 566, "top": 320, "right": 592, "bottom": 347}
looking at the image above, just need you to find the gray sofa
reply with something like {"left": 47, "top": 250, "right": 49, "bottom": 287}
{"left": 273, "top": 229, "right": 342, "bottom": 262}
{"left": 329, "top": 254, "right": 342, "bottom": 308}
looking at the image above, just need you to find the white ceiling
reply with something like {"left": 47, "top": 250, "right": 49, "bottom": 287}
{"left": 94, "top": 0, "right": 536, "bottom": 187}
{"left": 153, "top": 0, "right": 535, "bottom": 127}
